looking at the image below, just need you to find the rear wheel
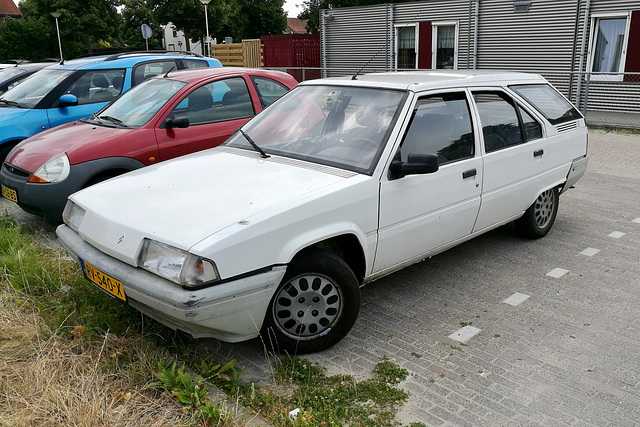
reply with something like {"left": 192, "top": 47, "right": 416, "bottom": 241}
{"left": 261, "top": 248, "right": 360, "bottom": 354}
{"left": 515, "top": 187, "right": 559, "bottom": 238}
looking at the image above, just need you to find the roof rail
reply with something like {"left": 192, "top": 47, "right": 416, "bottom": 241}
{"left": 5, "top": 59, "right": 30, "bottom": 65}
{"left": 104, "top": 50, "right": 204, "bottom": 61}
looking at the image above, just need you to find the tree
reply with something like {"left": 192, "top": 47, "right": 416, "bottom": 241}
{"left": 0, "top": 16, "right": 54, "bottom": 62}
{"left": 17, "top": 0, "right": 122, "bottom": 57}
{"left": 152, "top": 0, "right": 286, "bottom": 47}
{"left": 234, "top": 0, "right": 287, "bottom": 39}
{"left": 121, "top": 0, "right": 163, "bottom": 50}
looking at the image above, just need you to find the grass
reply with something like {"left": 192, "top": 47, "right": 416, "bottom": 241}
{"left": 0, "top": 215, "right": 418, "bottom": 426}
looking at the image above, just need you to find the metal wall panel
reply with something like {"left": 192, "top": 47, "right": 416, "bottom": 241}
{"left": 321, "top": 4, "right": 392, "bottom": 76}
{"left": 475, "top": 0, "right": 581, "bottom": 73}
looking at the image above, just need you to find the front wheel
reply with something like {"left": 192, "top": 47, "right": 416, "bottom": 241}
{"left": 261, "top": 248, "right": 360, "bottom": 354}
{"left": 515, "top": 187, "right": 559, "bottom": 239}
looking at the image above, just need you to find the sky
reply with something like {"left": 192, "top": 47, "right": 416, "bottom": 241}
{"left": 284, "top": 0, "right": 304, "bottom": 17}
{"left": 12, "top": 0, "right": 305, "bottom": 18}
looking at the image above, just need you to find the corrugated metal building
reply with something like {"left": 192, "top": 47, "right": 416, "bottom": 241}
{"left": 320, "top": 0, "right": 640, "bottom": 121}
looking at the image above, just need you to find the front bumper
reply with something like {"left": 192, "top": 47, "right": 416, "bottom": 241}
{"left": 56, "top": 224, "right": 286, "bottom": 342}
{"left": 1, "top": 162, "right": 77, "bottom": 221}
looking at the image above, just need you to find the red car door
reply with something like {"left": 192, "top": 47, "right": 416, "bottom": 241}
{"left": 154, "top": 75, "right": 259, "bottom": 161}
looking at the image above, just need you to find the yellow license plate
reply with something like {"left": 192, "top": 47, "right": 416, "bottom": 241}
{"left": 1, "top": 184, "right": 17, "bottom": 203}
{"left": 81, "top": 260, "right": 127, "bottom": 302}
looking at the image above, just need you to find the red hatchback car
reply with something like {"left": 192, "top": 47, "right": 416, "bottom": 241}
{"left": 0, "top": 67, "right": 298, "bottom": 220}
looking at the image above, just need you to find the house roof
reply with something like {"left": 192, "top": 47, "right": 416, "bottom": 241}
{"left": 286, "top": 18, "right": 307, "bottom": 34}
{"left": 0, "top": 0, "right": 21, "bottom": 16}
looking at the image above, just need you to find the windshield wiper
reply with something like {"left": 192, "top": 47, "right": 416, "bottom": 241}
{"left": 0, "top": 98, "right": 20, "bottom": 107}
{"left": 239, "top": 129, "right": 269, "bottom": 159}
{"left": 99, "top": 115, "right": 128, "bottom": 127}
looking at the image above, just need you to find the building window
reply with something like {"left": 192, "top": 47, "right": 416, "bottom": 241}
{"left": 172, "top": 29, "right": 178, "bottom": 38}
{"left": 433, "top": 23, "right": 457, "bottom": 69}
{"left": 168, "top": 44, "right": 175, "bottom": 51}
{"left": 396, "top": 25, "right": 417, "bottom": 69}
{"left": 588, "top": 14, "right": 630, "bottom": 80}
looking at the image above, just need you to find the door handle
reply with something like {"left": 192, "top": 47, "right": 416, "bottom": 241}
{"left": 534, "top": 149, "right": 544, "bottom": 157}
{"left": 462, "top": 169, "right": 477, "bottom": 179}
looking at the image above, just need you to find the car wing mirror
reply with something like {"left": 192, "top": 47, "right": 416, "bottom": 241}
{"left": 389, "top": 153, "right": 439, "bottom": 179}
{"left": 163, "top": 116, "right": 190, "bottom": 129}
{"left": 58, "top": 94, "right": 78, "bottom": 108}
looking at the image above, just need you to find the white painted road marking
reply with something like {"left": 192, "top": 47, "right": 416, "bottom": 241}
{"left": 547, "top": 268, "right": 569, "bottom": 278}
{"left": 608, "top": 231, "right": 626, "bottom": 238}
{"left": 581, "top": 247, "right": 601, "bottom": 257}
{"left": 449, "top": 326, "right": 482, "bottom": 343}
{"left": 503, "top": 292, "right": 530, "bottom": 306}
{"left": 632, "top": 218, "right": 640, "bottom": 224}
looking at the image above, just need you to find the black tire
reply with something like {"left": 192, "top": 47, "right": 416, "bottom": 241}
{"left": 261, "top": 248, "right": 360, "bottom": 354}
{"left": 515, "top": 187, "right": 559, "bottom": 239}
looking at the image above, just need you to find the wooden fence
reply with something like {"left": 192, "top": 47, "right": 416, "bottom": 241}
{"left": 210, "top": 39, "right": 262, "bottom": 67}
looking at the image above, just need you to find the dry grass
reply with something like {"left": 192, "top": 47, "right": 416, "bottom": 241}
{"left": 0, "top": 283, "right": 194, "bottom": 427}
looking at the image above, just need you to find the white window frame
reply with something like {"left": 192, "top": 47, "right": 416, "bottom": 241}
{"left": 432, "top": 21, "right": 459, "bottom": 70}
{"left": 395, "top": 24, "right": 418, "bottom": 70}
{"left": 586, "top": 12, "right": 631, "bottom": 81}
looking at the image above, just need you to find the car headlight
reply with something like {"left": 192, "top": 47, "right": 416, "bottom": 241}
{"left": 139, "top": 239, "right": 219, "bottom": 288}
{"left": 28, "top": 153, "right": 70, "bottom": 183}
{"left": 62, "top": 201, "right": 85, "bottom": 232}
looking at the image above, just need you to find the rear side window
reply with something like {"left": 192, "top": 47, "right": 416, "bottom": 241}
{"left": 133, "top": 61, "right": 177, "bottom": 86}
{"left": 510, "top": 84, "right": 582, "bottom": 125}
{"left": 65, "top": 69, "right": 125, "bottom": 105}
{"left": 251, "top": 76, "right": 290, "bottom": 108}
{"left": 399, "top": 92, "right": 474, "bottom": 165}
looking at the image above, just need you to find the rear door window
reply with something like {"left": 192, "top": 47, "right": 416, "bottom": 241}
{"left": 251, "top": 76, "right": 290, "bottom": 108}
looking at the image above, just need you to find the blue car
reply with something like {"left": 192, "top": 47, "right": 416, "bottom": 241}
{"left": 0, "top": 52, "right": 221, "bottom": 161}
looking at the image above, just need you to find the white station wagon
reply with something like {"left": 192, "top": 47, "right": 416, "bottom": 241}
{"left": 57, "top": 71, "right": 588, "bottom": 353}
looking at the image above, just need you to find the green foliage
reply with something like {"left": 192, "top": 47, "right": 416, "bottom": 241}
{"left": 248, "top": 355, "right": 410, "bottom": 426}
{"left": 151, "top": 358, "right": 231, "bottom": 424}
{"left": 200, "top": 358, "right": 245, "bottom": 394}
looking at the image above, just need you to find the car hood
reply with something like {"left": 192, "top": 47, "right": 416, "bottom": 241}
{"left": 7, "top": 121, "right": 129, "bottom": 172}
{"left": 70, "top": 147, "right": 358, "bottom": 266}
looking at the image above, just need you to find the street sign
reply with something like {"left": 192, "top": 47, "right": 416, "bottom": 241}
{"left": 141, "top": 24, "right": 152, "bottom": 39}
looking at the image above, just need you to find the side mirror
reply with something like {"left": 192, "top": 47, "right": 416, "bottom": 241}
{"left": 58, "top": 94, "right": 78, "bottom": 108}
{"left": 389, "top": 153, "right": 439, "bottom": 179}
{"left": 163, "top": 116, "right": 190, "bottom": 129}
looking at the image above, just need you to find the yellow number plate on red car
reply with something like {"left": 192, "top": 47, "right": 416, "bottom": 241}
{"left": 81, "top": 259, "right": 127, "bottom": 302}
{"left": 1, "top": 184, "right": 17, "bottom": 203}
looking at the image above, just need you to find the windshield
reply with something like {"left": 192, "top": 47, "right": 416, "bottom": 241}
{"left": 88, "top": 78, "right": 187, "bottom": 128}
{"left": 0, "top": 69, "right": 72, "bottom": 108}
{"left": 224, "top": 85, "right": 406, "bottom": 174}
{"left": 0, "top": 67, "right": 26, "bottom": 81}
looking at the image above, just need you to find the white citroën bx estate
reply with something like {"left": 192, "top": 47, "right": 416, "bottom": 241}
{"left": 57, "top": 71, "right": 588, "bottom": 354}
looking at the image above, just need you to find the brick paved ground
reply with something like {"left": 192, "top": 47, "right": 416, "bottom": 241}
{"left": 3, "top": 129, "right": 637, "bottom": 425}
{"left": 199, "top": 129, "right": 640, "bottom": 426}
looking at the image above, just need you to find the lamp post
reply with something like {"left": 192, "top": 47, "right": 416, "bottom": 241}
{"left": 199, "top": 0, "right": 212, "bottom": 57}
{"left": 51, "top": 12, "right": 63, "bottom": 62}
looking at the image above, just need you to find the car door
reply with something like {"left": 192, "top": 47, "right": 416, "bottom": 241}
{"left": 470, "top": 89, "right": 548, "bottom": 232}
{"left": 46, "top": 69, "right": 126, "bottom": 129}
{"left": 375, "top": 90, "right": 482, "bottom": 273}
{"left": 154, "top": 76, "right": 257, "bottom": 161}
